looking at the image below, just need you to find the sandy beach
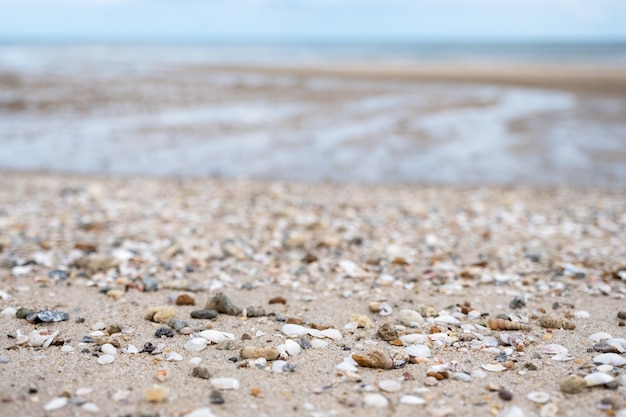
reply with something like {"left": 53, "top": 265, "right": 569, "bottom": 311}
{"left": 1, "top": 173, "right": 625, "bottom": 417}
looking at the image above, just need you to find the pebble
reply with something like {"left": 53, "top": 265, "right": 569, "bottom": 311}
{"left": 285, "top": 339, "right": 301, "bottom": 356}
{"left": 538, "top": 315, "right": 575, "bottom": 330}
{"left": 25, "top": 310, "right": 69, "bottom": 323}
{"left": 97, "top": 354, "right": 115, "bottom": 365}
{"left": 168, "top": 318, "right": 189, "bottom": 332}
{"left": 192, "top": 367, "right": 212, "bottom": 379}
{"left": 399, "top": 309, "right": 424, "bottom": 327}
{"left": 43, "top": 397, "right": 68, "bottom": 411}
{"left": 377, "top": 323, "right": 398, "bottom": 341}
{"left": 593, "top": 353, "right": 626, "bottom": 366}
{"left": 400, "top": 395, "right": 426, "bottom": 406}
{"left": 165, "top": 352, "right": 183, "bottom": 361}
{"left": 82, "top": 402, "right": 100, "bottom": 413}
{"left": 498, "top": 389, "right": 513, "bottom": 401}
{"left": 434, "top": 315, "right": 460, "bottom": 326}
{"left": 481, "top": 363, "right": 507, "bottom": 372}
{"left": 184, "top": 338, "right": 208, "bottom": 352}
{"left": 101, "top": 343, "right": 117, "bottom": 355}
{"left": 240, "top": 346, "right": 280, "bottom": 360}
{"left": 399, "top": 334, "right": 428, "bottom": 345}
{"left": 560, "top": 374, "right": 586, "bottom": 393}
{"left": 184, "top": 408, "right": 216, "bottom": 417}
{"left": 527, "top": 391, "right": 550, "bottom": 403}
{"left": 189, "top": 357, "right": 202, "bottom": 365}
{"left": 210, "top": 390, "right": 225, "bottom": 404}
{"left": 452, "top": 372, "right": 472, "bottom": 382}
{"left": 321, "top": 329, "right": 342, "bottom": 340}
{"left": 91, "top": 321, "right": 106, "bottom": 331}
{"left": 210, "top": 378, "right": 240, "bottom": 390}
{"left": 0, "top": 356, "right": 9, "bottom": 364}
{"left": 585, "top": 372, "right": 614, "bottom": 386}
{"left": 378, "top": 380, "right": 402, "bottom": 392}
{"left": 498, "top": 406, "right": 525, "bottom": 417}
{"left": 190, "top": 309, "right": 218, "bottom": 319}
{"left": 204, "top": 292, "right": 242, "bottom": 316}
{"left": 348, "top": 314, "right": 373, "bottom": 328}
{"left": 145, "top": 306, "right": 176, "bottom": 324}
{"left": 282, "top": 324, "right": 308, "bottom": 336}
{"left": 404, "top": 344, "right": 431, "bottom": 358}
{"left": 352, "top": 349, "right": 394, "bottom": 370}
{"left": 363, "top": 393, "right": 389, "bottom": 408}
{"left": 269, "top": 296, "right": 287, "bottom": 304}
{"left": 176, "top": 294, "right": 195, "bottom": 306}
{"left": 145, "top": 386, "right": 168, "bottom": 402}
{"left": 141, "top": 277, "right": 159, "bottom": 291}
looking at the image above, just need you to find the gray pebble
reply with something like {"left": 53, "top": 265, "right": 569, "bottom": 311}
{"left": 190, "top": 309, "right": 218, "bottom": 319}
{"left": 192, "top": 367, "right": 212, "bottom": 379}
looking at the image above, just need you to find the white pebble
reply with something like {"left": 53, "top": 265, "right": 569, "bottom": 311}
{"left": 126, "top": 344, "right": 139, "bottom": 354}
{"left": 101, "top": 343, "right": 117, "bottom": 355}
{"left": 97, "top": 354, "right": 115, "bottom": 365}
{"left": 165, "top": 352, "right": 183, "bottom": 361}
{"left": 399, "top": 310, "right": 424, "bottom": 327}
{"left": 43, "top": 397, "right": 68, "bottom": 411}
{"left": 434, "top": 315, "right": 460, "bottom": 326}
{"left": 452, "top": 372, "right": 472, "bottom": 382}
{"left": 404, "top": 344, "right": 431, "bottom": 358}
{"left": 527, "top": 391, "right": 550, "bottom": 404}
{"left": 310, "top": 339, "right": 328, "bottom": 348}
{"left": 321, "top": 329, "right": 342, "bottom": 340}
{"left": 573, "top": 311, "right": 589, "bottom": 319}
{"left": 498, "top": 405, "right": 525, "bottom": 417}
{"left": 184, "top": 338, "right": 208, "bottom": 352}
{"left": 378, "top": 380, "right": 402, "bottom": 392}
{"left": 188, "top": 357, "right": 202, "bottom": 365}
{"left": 336, "top": 362, "right": 357, "bottom": 373}
{"left": 364, "top": 393, "right": 389, "bottom": 408}
{"left": 344, "top": 321, "right": 359, "bottom": 330}
{"left": 593, "top": 353, "right": 626, "bottom": 367}
{"left": 75, "top": 387, "right": 93, "bottom": 396}
{"left": 272, "top": 360, "right": 288, "bottom": 373}
{"left": 1, "top": 307, "right": 16, "bottom": 316}
{"left": 399, "top": 334, "right": 427, "bottom": 346}
{"left": 481, "top": 363, "right": 507, "bottom": 372}
{"left": 285, "top": 339, "right": 301, "bottom": 356}
{"left": 400, "top": 395, "right": 426, "bottom": 406}
{"left": 210, "top": 378, "right": 240, "bottom": 390}
{"left": 61, "top": 345, "right": 74, "bottom": 353}
{"left": 199, "top": 330, "right": 225, "bottom": 344}
{"left": 91, "top": 321, "right": 106, "bottom": 331}
{"left": 89, "top": 331, "right": 105, "bottom": 337}
{"left": 184, "top": 407, "right": 217, "bottom": 417}
{"left": 282, "top": 324, "right": 308, "bottom": 336}
{"left": 585, "top": 372, "right": 614, "bottom": 386}
{"left": 82, "top": 402, "right": 100, "bottom": 413}
{"left": 597, "top": 364, "right": 614, "bottom": 373}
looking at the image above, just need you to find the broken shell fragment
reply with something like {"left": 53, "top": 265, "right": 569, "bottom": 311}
{"left": 539, "top": 315, "right": 575, "bottom": 330}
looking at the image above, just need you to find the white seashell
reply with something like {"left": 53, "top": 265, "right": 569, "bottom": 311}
{"left": 427, "top": 364, "right": 449, "bottom": 373}
{"left": 184, "top": 338, "right": 208, "bottom": 352}
{"left": 540, "top": 403, "right": 559, "bottom": 417}
{"left": 344, "top": 321, "right": 359, "bottom": 330}
{"left": 199, "top": 330, "right": 225, "bottom": 344}
{"left": 497, "top": 405, "right": 524, "bottom": 417}
{"left": 61, "top": 345, "right": 74, "bottom": 353}
{"left": 589, "top": 332, "right": 613, "bottom": 343}
{"left": 28, "top": 330, "right": 47, "bottom": 347}
{"left": 585, "top": 372, "right": 614, "bottom": 386}
{"left": 285, "top": 339, "right": 301, "bottom": 356}
{"left": 44, "top": 397, "right": 68, "bottom": 411}
{"left": 97, "top": 354, "right": 115, "bottom": 365}
{"left": 379, "top": 380, "right": 402, "bottom": 392}
{"left": 165, "top": 352, "right": 183, "bottom": 361}
{"left": 399, "top": 310, "right": 424, "bottom": 327}
{"left": 310, "top": 339, "right": 328, "bottom": 348}
{"left": 183, "top": 407, "right": 217, "bottom": 417}
{"left": 282, "top": 324, "right": 308, "bottom": 336}
{"left": 481, "top": 363, "right": 507, "bottom": 372}
{"left": 188, "top": 357, "right": 201, "bottom": 365}
{"left": 82, "top": 402, "right": 100, "bottom": 413}
{"left": 399, "top": 334, "right": 428, "bottom": 346}
{"left": 605, "top": 339, "right": 626, "bottom": 353}
{"left": 336, "top": 362, "right": 357, "bottom": 373}
{"left": 1, "top": 307, "right": 17, "bottom": 316}
{"left": 75, "top": 387, "right": 93, "bottom": 396}
{"left": 321, "top": 329, "right": 342, "bottom": 340}
{"left": 593, "top": 353, "right": 626, "bottom": 367}
{"left": 42, "top": 330, "right": 59, "bottom": 348}
{"left": 452, "top": 372, "right": 472, "bottom": 382}
{"left": 551, "top": 353, "right": 575, "bottom": 361}
{"left": 467, "top": 310, "right": 481, "bottom": 319}
{"left": 272, "top": 360, "right": 288, "bottom": 373}
{"left": 404, "top": 344, "right": 431, "bottom": 358}
{"left": 378, "top": 302, "right": 393, "bottom": 316}
{"left": 482, "top": 337, "right": 499, "bottom": 348}
{"left": 597, "top": 364, "right": 614, "bottom": 373}
{"left": 101, "top": 343, "right": 117, "bottom": 355}
{"left": 127, "top": 344, "right": 139, "bottom": 354}
{"left": 540, "top": 344, "right": 568, "bottom": 355}
{"left": 500, "top": 333, "right": 524, "bottom": 346}
{"left": 527, "top": 391, "right": 550, "bottom": 404}
{"left": 400, "top": 395, "right": 426, "bottom": 406}
{"left": 307, "top": 328, "right": 325, "bottom": 338}
{"left": 363, "top": 393, "right": 389, "bottom": 408}
{"left": 434, "top": 315, "right": 460, "bottom": 326}
{"left": 92, "top": 321, "right": 106, "bottom": 331}
{"left": 90, "top": 331, "right": 105, "bottom": 337}
{"left": 573, "top": 311, "right": 589, "bottom": 319}
{"left": 210, "top": 378, "right": 240, "bottom": 390}
{"left": 339, "top": 260, "right": 367, "bottom": 278}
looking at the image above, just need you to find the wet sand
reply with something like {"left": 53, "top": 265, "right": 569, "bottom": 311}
{"left": 1, "top": 173, "right": 625, "bottom": 417}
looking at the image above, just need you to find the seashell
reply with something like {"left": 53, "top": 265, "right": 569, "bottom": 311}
{"left": 540, "top": 344, "right": 568, "bottom": 355}
{"left": 434, "top": 315, "right": 460, "bottom": 326}
{"left": 527, "top": 392, "right": 550, "bottom": 404}
{"left": 551, "top": 353, "right": 575, "bottom": 361}
{"left": 585, "top": 372, "right": 614, "bottom": 386}
{"left": 486, "top": 318, "right": 531, "bottom": 331}
{"left": 399, "top": 334, "right": 428, "bottom": 346}
{"left": 452, "top": 372, "right": 472, "bottom": 382}
{"left": 285, "top": 339, "right": 301, "bottom": 356}
{"left": 321, "top": 329, "right": 342, "bottom": 340}
{"left": 210, "top": 378, "right": 240, "bottom": 390}
{"left": 481, "top": 363, "right": 507, "bottom": 372}
{"left": 199, "top": 330, "right": 225, "bottom": 344}
{"left": 184, "top": 338, "right": 208, "bottom": 352}
{"left": 307, "top": 328, "right": 325, "bottom": 338}
{"left": 310, "top": 339, "right": 328, "bottom": 348}
{"left": 339, "top": 260, "right": 367, "bottom": 278}
{"left": 188, "top": 357, "right": 202, "bottom": 365}
{"left": 538, "top": 315, "right": 575, "bottom": 330}
{"left": 378, "top": 302, "right": 393, "bottom": 316}
{"left": 400, "top": 395, "right": 426, "bottom": 405}
{"left": 589, "top": 332, "right": 613, "bottom": 343}
{"left": 500, "top": 333, "right": 525, "bottom": 346}
{"left": 497, "top": 406, "right": 524, "bottom": 417}
{"left": 44, "top": 397, "right": 68, "bottom": 411}
{"left": 101, "top": 343, "right": 117, "bottom": 355}
{"left": 352, "top": 349, "right": 394, "bottom": 370}
{"left": 605, "top": 338, "right": 626, "bottom": 353}
{"left": 593, "top": 353, "right": 626, "bottom": 367}
{"left": 404, "top": 344, "right": 431, "bottom": 358}
{"left": 271, "top": 360, "right": 288, "bottom": 373}
{"left": 98, "top": 354, "right": 115, "bottom": 365}
{"left": 363, "top": 393, "right": 389, "bottom": 408}
{"left": 183, "top": 408, "right": 216, "bottom": 417}
{"left": 155, "top": 368, "right": 168, "bottom": 382}
{"left": 42, "top": 330, "right": 59, "bottom": 348}
{"left": 165, "top": 352, "right": 183, "bottom": 361}
{"left": 127, "top": 344, "right": 139, "bottom": 354}
{"left": 481, "top": 336, "right": 499, "bottom": 348}
{"left": 82, "top": 402, "right": 100, "bottom": 413}
{"left": 540, "top": 403, "right": 559, "bottom": 417}
{"left": 378, "top": 380, "right": 402, "bottom": 392}
{"left": 336, "top": 362, "right": 357, "bottom": 373}
{"left": 282, "top": 324, "right": 308, "bottom": 336}
{"left": 597, "top": 364, "right": 614, "bottom": 373}
{"left": 399, "top": 310, "right": 424, "bottom": 327}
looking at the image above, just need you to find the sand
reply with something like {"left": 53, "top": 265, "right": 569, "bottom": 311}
{"left": 1, "top": 172, "right": 625, "bottom": 417}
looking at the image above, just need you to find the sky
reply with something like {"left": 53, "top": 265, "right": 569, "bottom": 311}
{"left": 1, "top": 0, "right": 625, "bottom": 42}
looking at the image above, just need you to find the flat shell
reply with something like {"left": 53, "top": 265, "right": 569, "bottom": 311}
{"left": 526, "top": 391, "right": 550, "bottom": 404}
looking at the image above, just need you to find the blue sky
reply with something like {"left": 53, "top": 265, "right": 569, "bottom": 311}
{"left": 1, "top": 0, "right": 625, "bottom": 42}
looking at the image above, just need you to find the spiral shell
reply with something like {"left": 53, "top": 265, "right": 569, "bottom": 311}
{"left": 485, "top": 318, "right": 531, "bottom": 331}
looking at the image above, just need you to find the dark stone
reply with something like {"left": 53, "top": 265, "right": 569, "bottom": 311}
{"left": 210, "top": 391, "right": 225, "bottom": 405}
{"left": 192, "top": 367, "right": 211, "bottom": 379}
{"left": 204, "top": 292, "right": 241, "bottom": 316}
{"left": 15, "top": 308, "right": 35, "bottom": 319}
{"left": 509, "top": 295, "right": 526, "bottom": 309}
{"left": 377, "top": 323, "right": 398, "bottom": 341}
{"left": 107, "top": 324, "right": 122, "bottom": 334}
{"left": 82, "top": 336, "right": 96, "bottom": 343}
{"left": 498, "top": 389, "right": 513, "bottom": 401}
{"left": 155, "top": 327, "right": 174, "bottom": 338}
{"left": 141, "top": 277, "right": 159, "bottom": 292}
{"left": 190, "top": 309, "right": 218, "bottom": 319}
{"left": 47, "top": 269, "right": 68, "bottom": 280}
{"left": 141, "top": 342, "right": 156, "bottom": 354}
{"left": 245, "top": 306, "right": 265, "bottom": 317}
{"left": 75, "top": 317, "right": 85, "bottom": 323}
{"left": 25, "top": 310, "right": 69, "bottom": 323}
{"left": 299, "top": 337, "right": 311, "bottom": 349}
{"left": 167, "top": 318, "right": 189, "bottom": 332}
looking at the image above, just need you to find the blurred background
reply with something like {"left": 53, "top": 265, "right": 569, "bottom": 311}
{"left": 1, "top": 0, "right": 625, "bottom": 185}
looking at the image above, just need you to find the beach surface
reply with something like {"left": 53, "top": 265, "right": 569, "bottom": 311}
{"left": 1, "top": 173, "right": 625, "bottom": 417}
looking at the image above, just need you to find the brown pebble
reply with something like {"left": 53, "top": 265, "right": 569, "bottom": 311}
{"left": 268, "top": 296, "right": 287, "bottom": 305}
{"left": 250, "top": 387, "right": 263, "bottom": 397}
{"left": 301, "top": 253, "right": 318, "bottom": 264}
{"left": 498, "top": 389, "right": 513, "bottom": 401}
{"left": 191, "top": 367, "right": 212, "bottom": 379}
{"left": 144, "top": 306, "right": 177, "bottom": 324}
{"left": 175, "top": 294, "right": 195, "bottom": 306}
{"left": 241, "top": 333, "right": 252, "bottom": 341}
{"left": 560, "top": 374, "right": 586, "bottom": 394}
{"left": 145, "top": 387, "right": 168, "bottom": 402}
{"left": 617, "top": 311, "right": 626, "bottom": 320}
{"left": 286, "top": 317, "right": 302, "bottom": 325}
{"left": 106, "top": 324, "right": 122, "bottom": 335}
{"left": 240, "top": 346, "right": 280, "bottom": 360}
{"left": 352, "top": 349, "right": 394, "bottom": 370}
{"left": 311, "top": 323, "right": 332, "bottom": 330}
{"left": 539, "top": 315, "right": 576, "bottom": 330}
{"left": 503, "top": 360, "right": 515, "bottom": 369}
{"left": 376, "top": 323, "right": 398, "bottom": 341}
{"left": 427, "top": 371, "right": 448, "bottom": 380}
{"left": 485, "top": 318, "right": 531, "bottom": 331}
{"left": 204, "top": 292, "right": 241, "bottom": 316}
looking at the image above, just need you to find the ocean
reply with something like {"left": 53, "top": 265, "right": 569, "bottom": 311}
{"left": 1, "top": 42, "right": 625, "bottom": 185}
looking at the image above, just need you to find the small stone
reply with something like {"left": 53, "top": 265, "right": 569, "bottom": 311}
{"left": 26, "top": 310, "right": 69, "bottom": 323}
{"left": 97, "top": 354, "right": 115, "bottom": 365}
{"left": 285, "top": 339, "right": 301, "bottom": 356}
{"left": 539, "top": 315, "right": 576, "bottom": 330}
{"left": 192, "top": 367, "right": 212, "bottom": 379}
{"left": 92, "top": 321, "right": 106, "bottom": 331}
{"left": 244, "top": 306, "right": 265, "bottom": 317}
{"left": 184, "top": 338, "right": 208, "bottom": 352}
{"left": 240, "top": 346, "right": 280, "bottom": 360}
{"left": 184, "top": 408, "right": 217, "bottom": 417}
{"left": 145, "top": 387, "right": 168, "bottom": 402}
{"left": 424, "top": 376, "right": 438, "bottom": 386}
{"left": 176, "top": 294, "right": 196, "bottom": 306}
{"left": 379, "top": 380, "right": 402, "bottom": 392}
{"left": 106, "top": 289, "right": 125, "bottom": 301}
{"left": 269, "top": 296, "right": 287, "bottom": 305}
{"left": 348, "top": 314, "right": 373, "bottom": 329}
{"left": 400, "top": 395, "right": 426, "bottom": 406}
{"left": 585, "top": 372, "right": 614, "bottom": 386}
{"left": 321, "top": 329, "right": 342, "bottom": 339}
{"left": 48, "top": 269, "right": 69, "bottom": 280}
{"left": 106, "top": 324, "right": 122, "bottom": 334}
{"left": 352, "top": 349, "right": 394, "bottom": 370}
{"left": 168, "top": 318, "right": 189, "bottom": 332}
{"left": 191, "top": 309, "right": 218, "bottom": 320}
{"left": 210, "top": 378, "right": 240, "bottom": 390}
{"left": 527, "top": 392, "right": 550, "bottom": 404}
{"left": 43, "top": 397, "right": 68, "bottom": 411}
{"left": 399, "top": 309, "right": 424, "bottom": 327}
{"left": 282, "top": 324, "right": 308, "bottom": 336}
{"left": 363, "top": 393, "right": 389, "bottom": 408}
{"left": 81, "top": 402, "right": 100, "bottom": 413}
{"left": 509, "top": 295, "right": 526, "bottom": 309}
{"left": 452, "top": 372, "right": 472, "bottom": 382}
{"left": 377, "top": 323, "right": 398, "bottom": 341}
{"left": 618, "top": 311, "right": 626, "bottom": 320}
{"left": 141, "top": 277, "right": 159, "bottom": 292}
{"left": 145, "top": 306, "right": 177, "bottom": 324}
{"left": 560, "top": 374, "right": 587, "bottom": 394}
{"left": 498, "top": 389, "right": 513, "bottom": 401}
{"left": 165, "top": 352, "right": 183, "bottom": 361}
{"left": 16, "top": 307, "right": 35, "bottom": 319}
{"left": 210, "top": 390, "right": 225, "bottom": 404}
{"left": 101, "top": 343, "right": 117, "bottom": 355}
{"left": 155, "top": 327, "right": 175, "bottom": 338}
{"left": 204, "top": 293, "right": 241, "bottom": 316}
